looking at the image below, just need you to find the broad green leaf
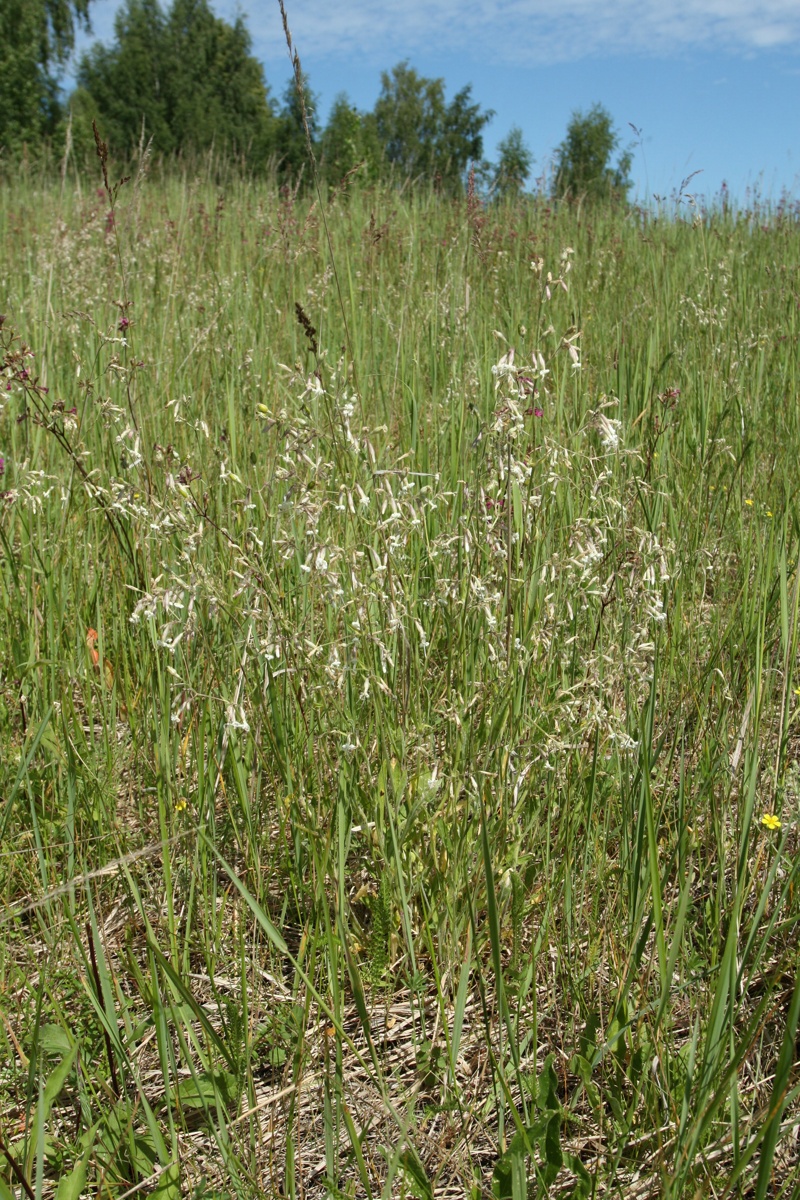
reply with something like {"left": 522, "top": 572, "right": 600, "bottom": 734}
{"left": 151, "top": 1161, "right": 181, "bottom": 1199}
{"left": 399, "top": 1148, "right": 433, "bottom": 1200}
{"left": 55, "top": 1124, "right": 98, "bottom": 1200}
{"left": 174, "top": 1069, "right": 237, "bottom": 1111}
{"left": 40, "top": 1043, "right": 79, "bottom": 1125}
{"left": 39, "top": 1025, "right": 74, "bottom": 1059}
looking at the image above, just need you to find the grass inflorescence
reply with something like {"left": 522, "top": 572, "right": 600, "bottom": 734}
{"left": 0, "top": 173, "right": 799, "bottom": 1198}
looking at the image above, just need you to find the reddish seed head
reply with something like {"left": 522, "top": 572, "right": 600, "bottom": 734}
{"left": 86, "top": 628, "right": 100, "bottom": 667}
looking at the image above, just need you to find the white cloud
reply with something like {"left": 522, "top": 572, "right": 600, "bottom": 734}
{"left": 238, "top": 0, "right": 800, "bottom": 65}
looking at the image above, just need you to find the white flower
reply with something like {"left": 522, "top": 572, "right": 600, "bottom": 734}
{"left": 225, "top": 704, "right": 250, "bottom": 733}
{"left": 597, "top": 415, "right": 622, "bottom": 452}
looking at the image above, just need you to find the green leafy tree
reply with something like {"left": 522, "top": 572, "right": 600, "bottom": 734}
{"left": 75, "top": 0, "right": 274, "bottom": 166}
{"left": 1, "top": 0, "right": 91, "bottom": 154}
{"left": 75, "top": 0, "right": 171, "bottom": 154}
{"left": 274, "top": 72, "right": 319, "bottom": 185}
{"left": 167, "top": 0, "right": 274, "bottom": 162}
{"left": 372, "top": 61, "right": 492, "bottom": 189}
{"left": 493, "top": 126, "right": 533, "bottom": 199}
{"left": 553, "top": 103, "right": 632, "bottom": 203}
{"left": 320, "top": 94, "right": 380, "bottom": 187}
{"left": 41, "top": 0, "right": 92, "bottom": 62}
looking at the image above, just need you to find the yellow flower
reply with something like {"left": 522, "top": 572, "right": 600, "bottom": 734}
{"left": 766, "top": 510, "right": 773, "bottom": 518}
{"left": 761, "top": 813, "right": 781, "bottom": 831}
{"left": 175, "top": 796, "right": 188, "bottom": 813}
{"left": 745, "top": 498, "right": 754, "bottom": 507}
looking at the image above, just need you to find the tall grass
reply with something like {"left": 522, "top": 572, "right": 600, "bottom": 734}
{"left": 0, "top": 170, "right": 799, "bottom": 1198}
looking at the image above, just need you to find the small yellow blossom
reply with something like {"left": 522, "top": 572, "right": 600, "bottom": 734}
{"left": 794, "top": 687, "right": 800, "bottom": 698}
{"left": 175, "top": 796, "right": 188, "bottom": 813}
{"left": 766, "top": 510, "right": 773, "bottom": 518}
{"left": 745, "top": 498, "right": 754, "bottom": 507}
{"left": 761, "top": 813, "right": 781, "bottom": 831}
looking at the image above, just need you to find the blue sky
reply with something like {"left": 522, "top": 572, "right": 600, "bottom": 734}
{"left": 66, "top": 0, "right": 799, "bottom": 203}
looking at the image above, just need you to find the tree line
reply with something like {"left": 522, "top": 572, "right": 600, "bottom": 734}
{"left": 1, "top": 0, "right": 634, "bottom": 200}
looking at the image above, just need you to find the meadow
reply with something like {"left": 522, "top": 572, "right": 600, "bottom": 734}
{"left": 0, "top": 163, "right": 799, "bottom": 1198}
